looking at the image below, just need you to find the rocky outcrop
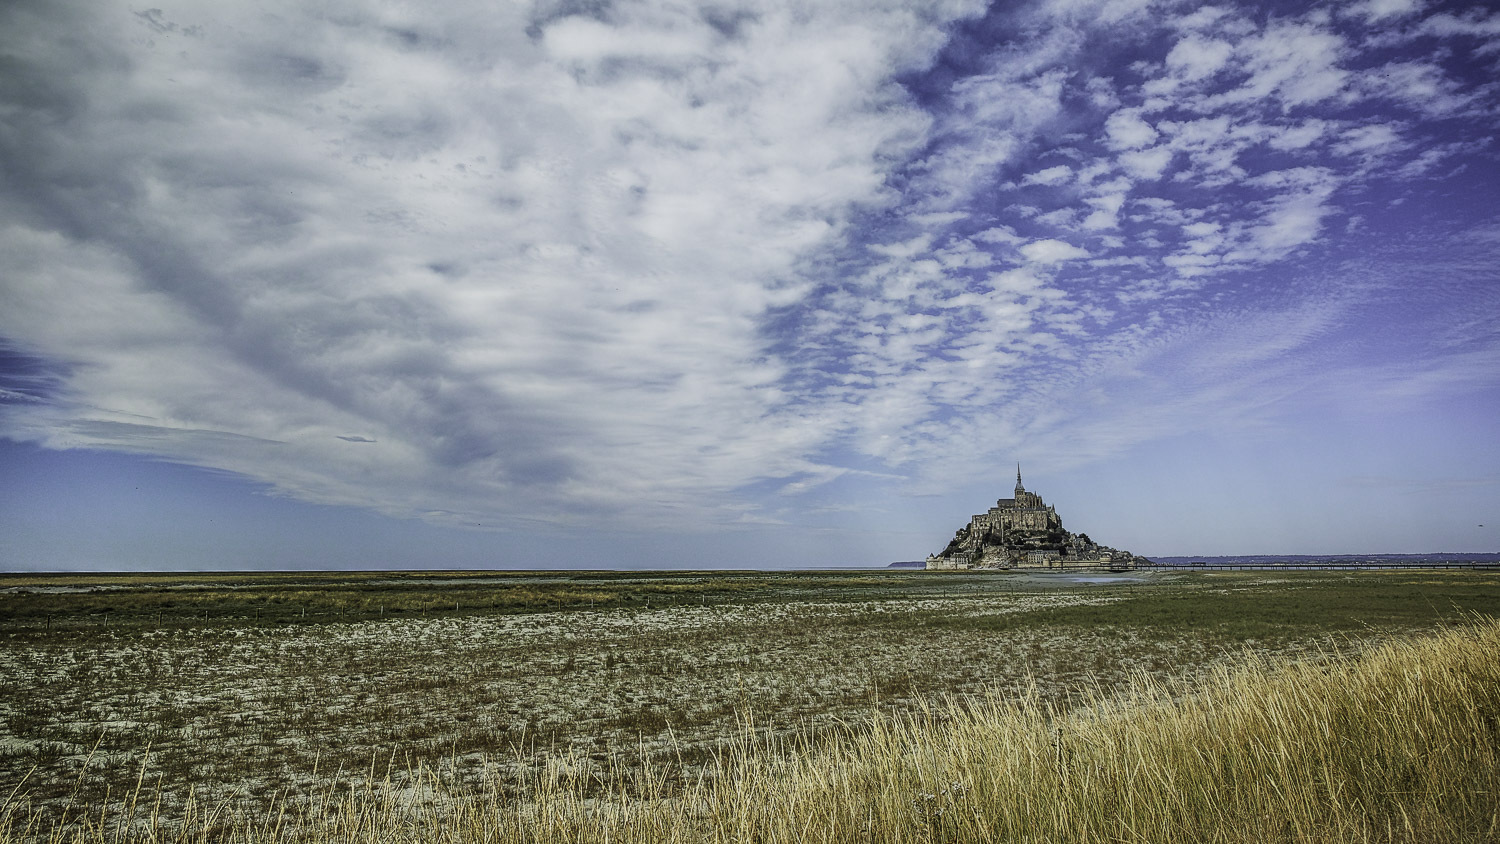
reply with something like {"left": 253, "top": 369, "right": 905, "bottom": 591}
{"left": 925, "top": 468, "right": 1146, "bottom": 571}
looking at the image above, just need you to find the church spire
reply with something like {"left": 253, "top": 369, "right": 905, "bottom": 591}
{"left": 1015, "top": 463, "right": 1025, "bottom": 496}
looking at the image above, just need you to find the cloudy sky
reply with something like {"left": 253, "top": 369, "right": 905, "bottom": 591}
{"left": 2, "top": 0, "right": 1498, "bottom": 570}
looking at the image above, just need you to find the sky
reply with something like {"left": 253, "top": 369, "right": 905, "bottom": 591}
{"left": 2, "top": 0, "right": 1498, "bottom": 571}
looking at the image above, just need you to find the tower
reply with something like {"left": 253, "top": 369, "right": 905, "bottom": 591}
{"left": 1014, "top": 464, "right": 1025, "bottom": 498}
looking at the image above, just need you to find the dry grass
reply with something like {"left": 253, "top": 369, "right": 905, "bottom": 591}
{"left": 5, "top": 616, "right": 1499, "bottom": 843}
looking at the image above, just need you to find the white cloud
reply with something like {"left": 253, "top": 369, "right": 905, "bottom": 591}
{"left": 1035, "top": 207, "right": 1081, "bottom": 228}
{"left": 1020, "top": 238, "right": 1091, "bottom": 264}
{"left": 1266, "top": 119, "right": 1329, "bottom": 151}
{"left": 1219, "top": 22, "right": 1349, "bottom": 109}
{"left": 1394, "top": 142, "right": 1475, "bottom": 178}
{"left": 869, "top": 234, "right": 936, "bottom": 258}
{"left": 910, "top": 211, "right": 970, "bottom": 228}
{"left": 1081, "top": 192, "right": 1127, "bottom": 230}
{"left": 1249, "top": 193, "right": 1333, "bottom": 255}
{"left": 973, "top": 225, "right": 1025, "bottom": 245}
{"left": 1119, "top": 145, "right": 1173, "bottom": 180}
{"left": 1104, "top": 108, "right": 1159, "bottom": 150}
{"left": 1022, "top": 164, "right": 1074, "bottom": 185}
{"left": 1172, "top": 6, "right": 1232, "bottom": 32}
{"left": 1351, "top": 0, "right": 1424, "bottom": 21}
{"left": 1361, "top": 61, "right": 1474, "bottom": 115}
{"left": 1418, "top": 11, "right": 1500, "bottom": 39}
{"left": 915, "top": 65, "right": 1071, "bottom": 207}
{"left": 1333, "top": 123, "right": 1406, "bottom": 160}
{"left": 0, "top": 0, "right": 988, "bottom": 530}
{"left": 5, "top": 0, "right": 1499, "bottom": 550}
{"left": 1165, "top": 36, "right": 1234, "bottom": 81}
{"left": 1231, "top": 168, "right": 1339, "bottom": 260}
{"left": 542, "top": 16, "right": 713, "bottom": 64}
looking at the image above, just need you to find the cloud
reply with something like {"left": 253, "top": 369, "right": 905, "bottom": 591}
{"left": 825, "top": 0, "right": 1500, "bottom": 494}
{"left": 1022, "top": 164, "right": 1074, "bottom": 185}
{"left": 973, "top": 225, "right": 1025, "bottom": 245}
{"left": 1333, "top": 123, "right": 1406, "bottom": 160}
{"left": 1081, "top": 191, "right": 1127, "bottom": 230}
{"left": 541, "top": 15, "right": 714, "bottom": 64}
{"left": 1351, "top": 0, "right": 1424, "bottom": 23}
{"left": 1020, "top": 238, "right": 1090, "bottom": 264}
{"left": 1232, "top": 168, "right": 1339, "bottom": 259}
{"left": 1200, "top": 21, "right": 1349, "bottom": 110}
{"left": 1165, "top": 35, "right": 1234, "bottom": 82}
{"left": 1417, "top": 10, "right": 1500, "bottom": 39}
{"left": 0, "top": 0, "right": 985, "bottom": 529}
{"left": 915, "top": 66, "right": 1070, "bottom": 206}
{"left": 1119, "top": 146, "right": 1173, "bottom": 180}
{"left": 2, "top": 0, "right": 1497, "bottom": 542}
{"left": 0, "top": 388, "right": 43, "bottom": 403}
{"left": 1360, "top": 61, "right": 1474, "bottom": 115}
{"left": 1265, "top": 120, "right": 1329, "bottom": 151}
{"left": 1104, "top": 108, "right": 1159, "bottom": 149}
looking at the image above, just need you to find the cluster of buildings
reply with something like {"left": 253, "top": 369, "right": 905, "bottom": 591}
{"left": 925, "top": 467, "right": 1138, "bottom": 571}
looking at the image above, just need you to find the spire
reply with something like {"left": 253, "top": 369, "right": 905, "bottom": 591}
{"left": 1015, "top": 463, "right": 1025, "bottom": 496}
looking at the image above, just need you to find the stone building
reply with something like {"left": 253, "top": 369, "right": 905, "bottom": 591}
{"left": 968, "top": 466, "right": 1062, "bottom": 536}
{"left": 925, "top": 467, "right": 1138, "bottom": 571}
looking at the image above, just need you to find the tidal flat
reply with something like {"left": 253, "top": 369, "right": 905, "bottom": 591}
{"left": 1, "top": 568, "right": 1497, "bottom": 833}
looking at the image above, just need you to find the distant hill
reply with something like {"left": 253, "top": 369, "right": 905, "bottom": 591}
{"left": 887, "top": 561, "right": 926, "bottom": 569}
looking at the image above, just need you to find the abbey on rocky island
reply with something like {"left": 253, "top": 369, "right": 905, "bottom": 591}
{"left": 925, "top": 467, "right": 1144, "bottom": 571}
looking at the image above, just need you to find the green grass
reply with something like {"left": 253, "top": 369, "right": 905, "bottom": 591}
{"left": 8, "top": 568, "right": 1494, "bottom": 634}
{"left": 0, "top": 570, "right": 964, "bottom": 629}
{"left": 935, "top": 571, "right": 1500, "bottom": 637}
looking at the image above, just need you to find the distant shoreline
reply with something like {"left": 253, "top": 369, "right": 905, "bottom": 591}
{"left": 891, "top": 553, "right": 1500, "bottom": 569}
{"left": 1149, "top": 553, "right": 1500, "bottom": 565}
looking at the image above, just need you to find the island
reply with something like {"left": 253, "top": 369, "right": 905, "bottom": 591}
{"left": 926, "top": 467, "right": 1147, "bottom": 571}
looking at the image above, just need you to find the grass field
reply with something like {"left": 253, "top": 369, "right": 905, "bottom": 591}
{"left": 2, "top": 568, "right": 1498, "bottom": 842}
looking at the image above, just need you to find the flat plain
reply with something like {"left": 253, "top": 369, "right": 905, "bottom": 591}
{"left": 2, "top": 567, "right": 1498, "bottom": 840}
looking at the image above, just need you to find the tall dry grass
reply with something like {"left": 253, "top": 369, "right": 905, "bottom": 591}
{"left": 6, "top": 618, "right": 1498, "bottom": 843}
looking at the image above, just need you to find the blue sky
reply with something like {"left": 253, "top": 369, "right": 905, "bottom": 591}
{"left": 2, "top": 0, "right": 1498, "bottom": 570}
